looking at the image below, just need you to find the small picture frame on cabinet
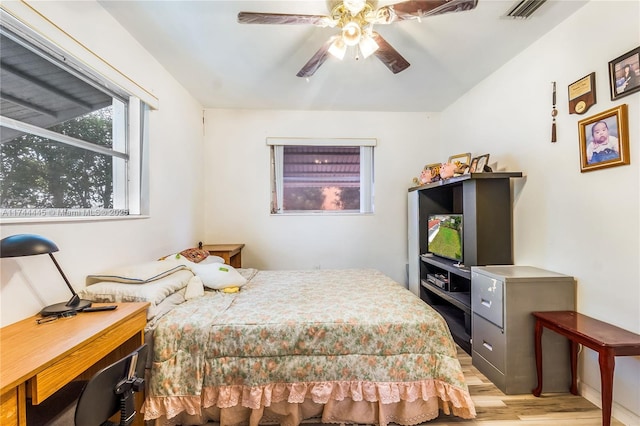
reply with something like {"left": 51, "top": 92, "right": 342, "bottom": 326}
{"left": 468, "top": 157, "right": 479, "bottom": 173}
{"left": 447, "top": 152, "right": 471, "bottom": 168}
{"left": 472, "top": 154, "right": 490, "bottom": 173}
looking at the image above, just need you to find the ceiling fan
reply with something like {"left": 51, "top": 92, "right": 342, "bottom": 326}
{"left": 238, "top": 0, "right": 478, "bottom": 78}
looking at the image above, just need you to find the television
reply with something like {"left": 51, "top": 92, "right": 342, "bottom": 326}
{"left": 427, "top": 214, "right": 463, "bottom": 263}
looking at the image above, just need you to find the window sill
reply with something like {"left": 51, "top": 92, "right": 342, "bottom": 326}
{"left": 0, "top": 215, "right": 150, "bottom": 225}
{"left": 270, "top": 212, "right": 374, "bottom": 216}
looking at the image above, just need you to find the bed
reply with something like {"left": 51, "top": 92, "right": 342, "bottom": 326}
{"left": 82, "top": 261, "right": 475, "bottom": 426}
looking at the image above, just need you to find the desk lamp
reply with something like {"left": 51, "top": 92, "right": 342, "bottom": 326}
{"left": 1, "top": 234, "right": 92, "bottom": 316}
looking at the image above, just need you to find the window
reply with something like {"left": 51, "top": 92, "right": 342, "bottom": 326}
{"left": 0, "top": 13, "right": 148, "bottom": 219}
{"left": 269, "top": 138, "right": 375, "bottom": 214}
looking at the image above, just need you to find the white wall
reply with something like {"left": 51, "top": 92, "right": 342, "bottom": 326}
{"left": 441, "top": 1, "right": 640, "bottom": 423}
{"left": 0, "top": 1, "right": 205, "bottom": 326}
{"left": 2, "top": 0, "right": 638, "bottom": 422}
{"left": 203, "top": 109, "right": 440, "bottom": 284}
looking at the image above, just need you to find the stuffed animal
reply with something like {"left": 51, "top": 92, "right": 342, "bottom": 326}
{"left": 440, "top": 162, "right": 456, "bottom": 179}
{"left": 420, "top": 168, "right": 432, "bottom": 184}
{"left": 413, "top": 164, "right": 442, "bottom": 186}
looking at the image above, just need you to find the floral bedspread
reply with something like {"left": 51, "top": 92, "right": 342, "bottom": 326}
{"left": 144, "top": 269, "right": 475, "bottom": 421}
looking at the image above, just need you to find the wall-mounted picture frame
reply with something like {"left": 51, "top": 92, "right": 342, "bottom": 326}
{"left": 473, "top": 154, "right": 490, "bottom": 173}
{"left": 568, "top": 72, "right": 596, "bottom": 114}
{"left": 578, "top": 104, "right": 629, "bottom": 172}
{"left": 608, "top": 46, "right": 640, "bottom": 100}
{"left": 447, "top": 152, "right": 471, "bottom": 167}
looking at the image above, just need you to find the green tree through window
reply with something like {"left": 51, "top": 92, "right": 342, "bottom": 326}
{"left": 1, "top": 108, "right": 114, "bottom": 209}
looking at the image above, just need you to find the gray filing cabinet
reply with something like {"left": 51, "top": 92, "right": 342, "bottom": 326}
{"left": 471, "top": 266, "right": 575, "bottom": 394}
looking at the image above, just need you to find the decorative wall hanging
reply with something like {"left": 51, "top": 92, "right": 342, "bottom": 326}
{"left": 568, "top": 72, "right": 596, "bottom": 114}
{"left": 578, "top": 104, "right": 629, "bottom": 172}
{"left": 551, "top": 81, "right": 557, "bottom": 142}
{"left": 609, "top": 46, "right": 640, "bottom": 100}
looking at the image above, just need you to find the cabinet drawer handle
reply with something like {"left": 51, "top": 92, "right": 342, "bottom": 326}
{"left": 482, "top": 341, "right": 493, "bottom": 352}
{"left": 481, "top": 298, "right": 492, "bottom": 308}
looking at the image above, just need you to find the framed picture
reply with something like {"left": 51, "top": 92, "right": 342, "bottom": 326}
{"left": 608, "top": 46, "right": 640, "bottom": 100}
{"left": 578, "top": 104, "right": 629, "bottom": 172}
{"left": 447, "top": 152, "right": 471, "bottom": 167}
{"left": 473, "top": 154, "right": 490, "bottom": 173}
{"left": 568, "top": 72, "right": 596, "bottom": 114}
{"left": 468, "top": 157, "right": 479, "bottom": 173}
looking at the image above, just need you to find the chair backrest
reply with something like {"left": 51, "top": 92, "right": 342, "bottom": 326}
{"left": 75, "top": 343, "right": 149, "bottom": 426}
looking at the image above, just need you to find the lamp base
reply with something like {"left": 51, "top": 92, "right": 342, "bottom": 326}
{"left": 40, "top": 299, "right": 92, "bottom": 317}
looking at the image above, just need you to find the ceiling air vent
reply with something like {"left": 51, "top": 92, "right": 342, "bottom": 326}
{"left": 504, "top": 0, "right": 547, "bottom": 19}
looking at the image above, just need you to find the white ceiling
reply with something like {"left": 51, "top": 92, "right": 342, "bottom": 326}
{"left": 99, "top": 0, "right": 587, "bottom": 112}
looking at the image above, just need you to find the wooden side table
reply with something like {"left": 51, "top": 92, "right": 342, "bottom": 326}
{"left": 200, "top": 243, "right": 244, "bottom": 268}
{"left": 532, "top": 310, "right": 640, "bottom": 426}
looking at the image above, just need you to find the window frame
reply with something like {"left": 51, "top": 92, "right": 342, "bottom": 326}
{"left": 0, "top": 8, "right": 152, "bottom": 221}
{"left": 267, "top": 138, "right": 375, "bottom": 215}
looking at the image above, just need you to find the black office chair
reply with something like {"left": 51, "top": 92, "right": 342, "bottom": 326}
{"left": 74, "top": 344, "right": 149, "bottom": 426}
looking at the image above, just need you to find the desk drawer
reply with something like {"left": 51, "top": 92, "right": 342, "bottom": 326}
{"left": 472, "top": 272, "right": 503, "bottom": 327}
{"left": 1, "top": 387, "right": 19, "bottom": 426}
{"left": 29, "top": 312, "right": 146, "bottom": 404}
{"left": 472, "top": 314, "right": 506, "bottom": 372}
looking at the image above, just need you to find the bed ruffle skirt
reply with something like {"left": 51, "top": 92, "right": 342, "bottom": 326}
{"left": 144, "top": 379, "right": 476, "bottom": 426}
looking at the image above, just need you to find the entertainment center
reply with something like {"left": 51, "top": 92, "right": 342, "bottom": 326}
{"left": 407, "top": 172, "right": 522, "bottom": 354}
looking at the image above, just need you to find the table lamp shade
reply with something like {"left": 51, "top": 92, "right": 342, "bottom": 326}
{"left": 1, "top": 234, "right": 59, "bottom": 257}
{"left": 0, "top": 234, "right": 92, "bottom": 316}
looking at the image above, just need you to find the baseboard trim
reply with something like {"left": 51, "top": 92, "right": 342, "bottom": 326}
{"left": 579, "top": 381, "right": 640, "bottom": 426}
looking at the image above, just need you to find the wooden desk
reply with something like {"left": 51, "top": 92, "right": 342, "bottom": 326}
{"left": 201, "top": 243, "right": 244, "bottom": 268}
{"left": 0, "top": 302, "right": 148, "bottom": 426}
{"left": 532, "top": 311, "right": 640, "bottom": 426}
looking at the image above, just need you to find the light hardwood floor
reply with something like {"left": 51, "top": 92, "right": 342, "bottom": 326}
{"left": 424, "top": 347, "right": 625, "bottom": 425}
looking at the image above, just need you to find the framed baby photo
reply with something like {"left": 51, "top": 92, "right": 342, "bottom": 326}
{"left": 608, "top": 46, "right": 640, "bottom": 100}
{"left": 578, "top": 104, "right": 629, "bottom": 172}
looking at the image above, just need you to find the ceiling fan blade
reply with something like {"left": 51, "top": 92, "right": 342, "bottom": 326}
{"left": 296, "top": 37, "right": 335, "bottom": 78}
{"left": 238, "top": 12, "right": 332, "bottom": 26}
{"left": 376, "top": 0, "right": 478, "bottom": 23}
{"left": 371, "top": 32, "right": 410, "bottom": 74}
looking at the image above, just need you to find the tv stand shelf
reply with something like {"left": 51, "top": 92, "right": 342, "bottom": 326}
{"left": 408, "top": 173, "right": 522, "bottom": 355}
{"left": 421, "top": 254, "right": 471, "bottom": 279}
{"left": 420, "top": 280, "right": 470, "bottom": 313}
{"left": 420, "top": 254, "right": 472, "bottom": 353}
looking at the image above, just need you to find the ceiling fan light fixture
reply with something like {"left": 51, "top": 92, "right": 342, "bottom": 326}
{"left": 359, "top": 34, "right": 379, "bottom": 58}
{"left": 342, "top": 21, "right": 362, "bottom": 46}
{"left": 328, "top": 37, "right": 347, "bottom": 60}
{"left": 343, "top": 0, "right": 367, "bottom": 16}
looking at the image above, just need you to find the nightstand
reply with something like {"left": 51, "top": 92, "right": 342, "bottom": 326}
{"left": 200, "top": 243, "right": 244, "bottom": 268}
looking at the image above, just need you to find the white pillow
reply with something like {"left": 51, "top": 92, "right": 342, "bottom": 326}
{"left": 86, "top": 260, "right": 187, "bottom": 285}
{"left": 80, "top": 269, "right": 193, "bottom": 320}
{"left": 200, "top": 255, "right": 226, "bottom": 264}
{"left": 184, "top": 275, "right": 205, "bottom": 300}
{"left": 164, "top": 253, "right": 225, "bottom": 265}
{"left": 190, "top": 262, "right": 247, "bottom": 290}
